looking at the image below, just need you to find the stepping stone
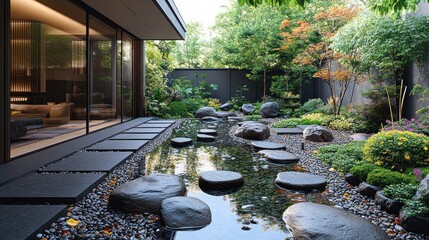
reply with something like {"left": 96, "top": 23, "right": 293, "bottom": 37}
{"left": 40, "top": 152, "right": 133, "bottom": 173}
{"left": 237, "top": 121, "right": 257, "bottom": 126}
{"left": 146, "top": 120, "right": 175, "bottom": 124}
{"left": 0, "top": 205, "right": 67, "bottom": 240}
{"left": 161, "top": 196, "right": 211, "bottom": 231}
{"left": 199, "top": 170, "right": 244, "bottom": 196}
{"left": 171, "top": 137, "right": 192, "bottom": 147}
{"left": 273, "top": 128, "right": 303, "bottom": 134}
{"left": 137, "top": 123, "right": 172, "bottom": 128}
{"left": 110, "top": 133, "right": 158, "bottom": 140}
{"left": 198, "top": 129, "right": 217, "bottom": 135}
{"left": 251, "top": 141, "right": 286, "bottom": 150}
{"left": 207, "top": 125, "right": 217, "bottom": 129}
{"left": 259, "top": 150, "right": 299, "bottom": 164}
{"left": 109, "top": 174, "right": 186, "bottom": 215}
{"left": 0, "top": 173, "right": 105, "bottom": 204}
{"left": 283, "top": 202, "right": 389, "bottom": 240}
{"left": 197, "top": 134, "right": 215, "bottom": 142}
{"left": 296, "top": 125, "right": 311, "bottom": 130}
{"left": 275, "top": 171, "right": 326, "bottom": 191}
{"left": 124, "top": 128, "right": 166, "bottom": 134}
{"left": 87, "top": 140, "right": 148, "bottom": 151}
{"left": 228, "top": 116, "right": 244, "bottom": 122}
{"left": 201, "top": 116, "right": 222, "bottom": 122}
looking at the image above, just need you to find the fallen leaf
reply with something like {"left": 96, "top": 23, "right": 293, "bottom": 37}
{"left": 66, "top": 218, "right": 80, "bottom": 227}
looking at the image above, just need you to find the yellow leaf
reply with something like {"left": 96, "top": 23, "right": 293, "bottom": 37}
{"left": 66, "top": 218, "right": 80, "bottom": 227}
{"left": 329, "top": 167, "right": 335, "bottom": 172}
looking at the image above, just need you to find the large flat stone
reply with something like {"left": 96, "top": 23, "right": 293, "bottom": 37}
{"left": 198, "top": 129, "right": 217, "bottom": 135}
{"left": 0, "top": 173, "right": 105, "bottom": 204}
{"left": 124, "top": 128, "right": 166, "bottom": 134}
{"left": 87, "top": 140, "right": 148, "bottom": 151}
{"left": 275, "top": 171, "right": 326, "bottom": 191}
{"left": 283, "top": 202, "right": 389, "bottom": 240}
{"left": 0, "top": 205, "right": 67, "bottom": 240}
{"left": 251, "top": 141, "right": 286, "bottom": 150}
{"left": 171, "top": 137, "right": 193, "bottom": 148}
{"left": 273, "top": 128, "right": 303, "bottom": 134}
{"left": 259, "top": 150, "right": 299, "bottom": 164}
{"left": 110, "top": 133, "right": 158, "bottom": 140}
{"left": 137, "top": 123, "right": 172, "bottom": 128}
{"left": 199, "top": 170, "right": 244, "bottom": 196}
{"left": 40, "top": 152, "right": 133, "bottom": 173}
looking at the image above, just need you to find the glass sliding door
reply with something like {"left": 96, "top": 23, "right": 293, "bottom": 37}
{"left": 10, "top": 0, "right": 86, "bottom": 157}
{"left": 88, "top": 15, "right": 118, "bottom": 132}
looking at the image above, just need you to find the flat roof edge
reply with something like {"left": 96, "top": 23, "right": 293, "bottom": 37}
{"left": 152, "top": 0, "right": 186, "bottom": 40}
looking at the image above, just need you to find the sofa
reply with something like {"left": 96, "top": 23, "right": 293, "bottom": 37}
{"left": 11, "top": 103, "right": 72, "bottom": 126}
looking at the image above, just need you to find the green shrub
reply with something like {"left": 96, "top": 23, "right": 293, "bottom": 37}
{"left": 366, "top": 168, "right": 415, "bottom": 188}
{"left": 246, "top": 115, "right": 263, "bottom": 121}
{"left": 403, "top": 200, "right": 429, "bottom": 217}
{"left": 363, "top": 130, "right": 429, "bottom": 171}
{"left": 273, "top": 118, "right": 301, "bottom": 128}
{"left": 207, "top": 98, "right": 221, "bottom": 110}
{"left": 350, "top": 163, "right": 380, "bottom": 182}
{"left": 383, "top": 183, "right": 419, "bottom": 203}
{"left": 301, "top": 113, "right": 332, "bottom": 126}
{"left": 161, "top": 101, "right": 191, "bottom": 118}
{"left": 317, "top": 141, "right": 366, "bottom": 173}
{"left": 332, "top": 158, "right": 364, "bottom": 173}
{"left": 301, "top": 98, "right": 325, "bottom": 113}
{"left": 329, "top": 116, "right": 354, "bottom": 131}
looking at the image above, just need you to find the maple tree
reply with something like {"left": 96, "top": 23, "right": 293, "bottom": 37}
{"left": 279, "top": 4, "right": 360, "bottom": 115}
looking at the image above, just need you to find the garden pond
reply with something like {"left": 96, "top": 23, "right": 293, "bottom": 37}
{"left": 144, "top": 119, "right": 331, "bottom": 240}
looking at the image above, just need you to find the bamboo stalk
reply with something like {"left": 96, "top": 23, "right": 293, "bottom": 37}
{"left": 386, "top": 86, "right": 394, "bottom": 128}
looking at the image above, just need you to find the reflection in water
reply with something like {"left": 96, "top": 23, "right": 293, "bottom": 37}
{"left": 145, "top": 120, "right": 330, "bottom": 240}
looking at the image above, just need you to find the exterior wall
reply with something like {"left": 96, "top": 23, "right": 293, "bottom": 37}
{"left": 1, "top": 0, "right": 11, "bottom": 164}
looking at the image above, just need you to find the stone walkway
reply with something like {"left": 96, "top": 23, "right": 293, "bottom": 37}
{"left": 0, "top": 118, "right": 175, "bottom": 240}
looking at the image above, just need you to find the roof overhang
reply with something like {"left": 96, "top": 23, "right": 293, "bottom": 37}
{"left": 81, "top": 0, "right": 186, "bottom": 40}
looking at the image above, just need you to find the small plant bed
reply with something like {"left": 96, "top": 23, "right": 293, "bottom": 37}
{"left": 273, "top": 113, "right": 355, "bottom": 131}
{"left": 315, "top": 129, "right": 429, "bottom": 235}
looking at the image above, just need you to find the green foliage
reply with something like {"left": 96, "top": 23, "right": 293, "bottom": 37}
{"left": 328, "top": 116, "right": 354, "bottom": 131}
{"left": 246, "top": 115, "right": 263, "bottom": 121}
{"left": 230, "top": 85, "right": 249, "bottom": 108}
{"left": 410, "top": 84, "right": 429, "bottom": 121}
{"left": 350, "top": 163, "right": 381, "bottom": 182}
{"left": 301, "top": 113, "right": 332, "bottom": 126}
{"left": 172, "top": 21, "right": 206, "bottom": 68}
{"left": 273, "top": 118, "right": 301, "bottom": 128}
{"left": 366, "top": 168, "right": 416, "bottom": 188}
{"left": 402, "top": 200, "right": 429, "bottom": 217}
{"left": 207, "top": 98, "right": 221, "bottom": 111}
{"left": 317, "top": 141, "right": 366, "bottom": 173}
{"left": 383, "top": 183, "right": 418, "bottom": 204}
{"left": 300, "top": 98, "right": 325, "bottom": 114}
{"left": 363, "top": 130, "right": 429, "bottom": 171}
{"left": 161, "top": 101, "right": 192, "bottom": 118}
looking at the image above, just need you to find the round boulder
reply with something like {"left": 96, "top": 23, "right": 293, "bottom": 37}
{"left": 259, "top": 102, "right": 279, "bottom": 118}
{"left": 415, "top": 174, "right": 429, "bottom": 205}
{"left": 234, "top": 122, "right": 270, "bottom": 140}
{"left": 252, "top": 141, "right": 286, "bottom": 150}
{"left": 171, "top": 137, "right": 192, "bottom": 148}
{"left": 374, "top": 191, "right": 404, "bottom": 215}
{"left": 195, "top": 107, "right": 217, "bottom": 118}
{"left": 109, "top": 174, "right": 186, "bottom": 214}
{"left": 219, "top": 103, "right": 234, "bottom": 111}
{"left": 161, "top": 196, "right": 212, "bottom": 231}
{"left": 283, "top": 202, "right": 389, "bottom": 240}
{"left": 198, "top": 129, "right": 217, "bottom": 135}
{"left": 303, "top": 125, "right": 333, "bottom": 142}
{"left": 275, "top": 171, "right": 327, "bottom": 191}
{"left": 199, "top": 170, "right": 244, "bottom": 195}
{"left": 259, "top": 150, "right": 299, "bottom": 164}
{"left": 241, "top": 104, "right": 255, "bottom": 115}
{"left": 197, "top": 134, "right": 215, "bottom": 142}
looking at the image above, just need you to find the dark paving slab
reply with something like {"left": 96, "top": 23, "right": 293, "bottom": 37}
{"left": 0, "top": 173, "right": 106, "bottom": 204}
{"left": 251, "top": 141, "right": 286, "bottom": 150}
{"left": 147, "top": 120, "right": 175, "bottom": 124}
{"left": 110, "top": 133, "right": 158, "bottom": 140}
{"left": 87, "top": 140, "right": 148, "bottom": 151}
{"left": 0, "top": 205, "right": 67, "bottom": 240}
{"left": 297, "top": 125, "right": 312, "bottom": 130}
{"left": 124, "top": 128, "right": 166, "bottom": 134}
{"left": 137, "top": 123, "right": 172, "bottom": 128}
{"left": 273, "top": 128, "right": 303, "bottom": 134}
{"left": 40, "top": 152, "right": 133, "bottom": 173}
{"left": 259, "top": 150, "right": 300, "bottom": 164}
{"left": 275, "top": 171, "right": 327, "bottom": 191}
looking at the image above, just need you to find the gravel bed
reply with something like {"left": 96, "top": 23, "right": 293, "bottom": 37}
{"left": 36, "top": 120, "right": 181, "bottom": 240}
{"left": 231, "top": 118, "right": 429, "bottom": 240}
